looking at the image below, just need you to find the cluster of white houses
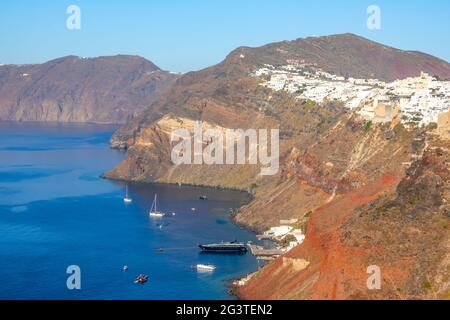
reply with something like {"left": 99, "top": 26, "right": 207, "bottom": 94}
{"left": 253, "top": 64, "right": 450, "bottom": 133}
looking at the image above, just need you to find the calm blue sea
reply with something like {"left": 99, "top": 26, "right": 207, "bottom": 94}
{"left": 0, "top": 122, "right": 259, "bottom": 300}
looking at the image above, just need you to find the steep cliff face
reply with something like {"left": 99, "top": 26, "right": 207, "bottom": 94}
{"left": 106, "top": 34, "right": 450, "bottom": 299}
{"left": 0, "top": 55, "right": 179, "bottom": 124}
{"left": 239, "top": 139, "right": 450, "bottom": 300}
{"left": 105, "top": 88, "right": 340, "bottom": 190}
{"left": 235, "top": 121, "right": 416, "bottom": 231}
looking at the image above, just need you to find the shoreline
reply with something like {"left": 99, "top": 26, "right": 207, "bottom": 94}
{"left": 101, "top": 174, "right": 256, "bottom": 198}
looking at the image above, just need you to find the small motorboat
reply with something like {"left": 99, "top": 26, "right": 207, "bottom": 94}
{"left": 149, "top": 194, "right": 166, "bottom": 218}
{"left": 123, "top": 265, "right": 129, "bottom": 272}
{"left": 191, "top": 208, "right": 197, "bottom": 213}
{"left": 134, "top": 274, "right": 149, "bottom": 284}
{"left": 199, "top": 195, "right": 208, "bottom": 200}
{"left": 123, "top": 185, "right": 132, "bottom": 203}
{"left": 196, "top": 264, "right": 216, "bottom": 272}
{"left": 155, "top": 248, "right": 165, "bottom": 253}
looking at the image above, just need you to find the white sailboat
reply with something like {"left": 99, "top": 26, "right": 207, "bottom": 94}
{"left": 149, "top": 194, "right": 165, "bottom": 218}
{"left": 123, "top": 185, "right": 133, "bottom": 203}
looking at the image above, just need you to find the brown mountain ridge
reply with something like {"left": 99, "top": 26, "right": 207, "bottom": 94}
{"left": 0, "top": 55, "right": 179, "bottom": 124}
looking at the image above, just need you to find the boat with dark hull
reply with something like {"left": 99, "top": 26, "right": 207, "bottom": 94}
{"left": 199, "top": 241, "right": 247, "bottom": 254}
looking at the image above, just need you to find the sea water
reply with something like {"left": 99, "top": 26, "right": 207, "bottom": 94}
{"left": 0, "top": 122, "right": 258, "bottom": 300}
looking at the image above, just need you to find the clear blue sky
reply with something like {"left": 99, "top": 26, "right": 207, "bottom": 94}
{"left": 0, "top": 0, "right": 449, "bottom": 72}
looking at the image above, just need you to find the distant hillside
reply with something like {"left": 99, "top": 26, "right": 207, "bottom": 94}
{"left": 0, "top": 55, "right": 179, "bottom": 124}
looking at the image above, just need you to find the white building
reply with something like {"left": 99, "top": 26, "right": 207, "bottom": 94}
{"left": 263, "top": 226, "right": 293, "bottom": 239}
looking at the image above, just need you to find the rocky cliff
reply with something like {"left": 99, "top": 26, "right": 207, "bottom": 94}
{"left": 239, "top": 137, "right": 450, "bottom": 300}
{"left": 105, "top": 34, "right": 450, "bottom": 299}
{"left": 0, "top": 55, "right": 179, "bottom": 124}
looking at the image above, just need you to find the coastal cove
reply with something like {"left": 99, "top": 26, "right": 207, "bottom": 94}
{"left": 0, "top": 122, "right": 259, "bottom": 300}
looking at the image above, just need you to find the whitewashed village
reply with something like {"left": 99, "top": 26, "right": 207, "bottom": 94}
{"left": 233, "top": 62, "right": 450, "bottom": 287}
{"left": 252, "top": 62, "right": 450, "bottom": 135}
